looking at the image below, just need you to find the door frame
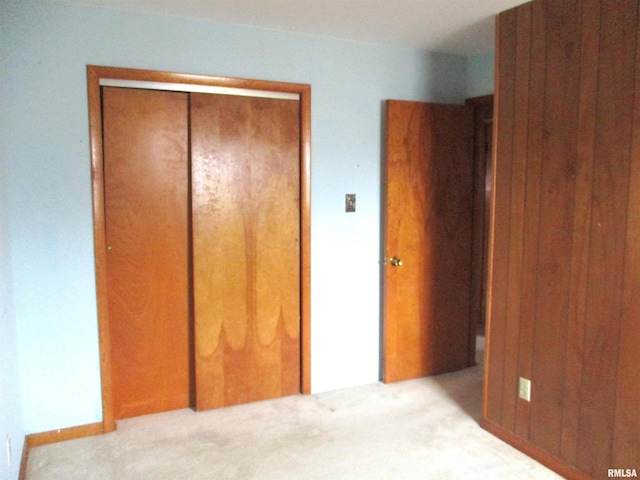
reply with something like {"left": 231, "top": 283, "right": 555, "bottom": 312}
{"left": 466, "top": 94, "right": 494, "bottom": 364}
{"left": 87, "top": 65, "right": 312, "bottom": 433}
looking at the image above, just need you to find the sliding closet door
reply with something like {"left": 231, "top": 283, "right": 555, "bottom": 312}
{"left": 191, "top": 93, "right": 301, "bottom": 410}
{"left": 103, "top": 87, "right": 190, "bottom": 419}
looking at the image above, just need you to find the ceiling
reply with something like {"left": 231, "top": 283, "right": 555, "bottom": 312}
{"left": 58, "top": 0, "right": 528, "bottom": 55}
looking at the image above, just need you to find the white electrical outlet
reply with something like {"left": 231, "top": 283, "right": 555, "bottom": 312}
{"left": 518, "top": 377, "right": 531, "bottom": 402}
{"left": 5, "top": 435, "right": 11, "bottom": 467}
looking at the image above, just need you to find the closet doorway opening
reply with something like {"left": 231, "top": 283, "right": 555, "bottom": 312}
{"left": 87, "top": 66, "right": 311, "bottom": 432}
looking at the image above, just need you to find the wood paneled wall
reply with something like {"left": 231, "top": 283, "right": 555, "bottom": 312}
{"left": 484, "top": 0, "right": 640, "bottom": 478}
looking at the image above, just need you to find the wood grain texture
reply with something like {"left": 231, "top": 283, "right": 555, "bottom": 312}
{"left": 481, "top": 419, "right": 593, "bottom": 480}
{"left": 613, "top": 1, "right": 640, "bottom": 467}
{"left": 514, "top": 0, "right": 545, "bottom": 441}
{"left": 560, "top": 0, "right": 600, "bottom": 464}
{"left": 384, "top": 100, "right": 474, "bottom": 383}
{"left": 484, "top": 9, "right": 516, "bottom": 424}
{"left": 485, "top": 0, "right": 640, "bottom": 477}
{"left": 500, "top": 3, "right": 531, "bottom": 433}
{"left": 191, "top": 93, "right": 300, "bottom": 410}
{"left": 577, "top": 0, "right": 638, "bottom": 473}
{"left": 103, "top": 87, "right": 191, "bottom": 419}
{"left": 89, "top": 66, "right": 312, "bottom": 425}
{"left": 528, "top": 0, "right": 580, "bottom": 456}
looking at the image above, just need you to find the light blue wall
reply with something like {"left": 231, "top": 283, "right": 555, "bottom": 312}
{"left": 0, "top": 197, "right": 22, "bottom": 475}
{"left": 467, "top": 51, "right": 495, "bottom": 98}
{"left": 3, "top": 0, "right": 469, "bottom": 434}
{"left": 0, "top": 177, "right": 23, "bottom": 480}
{"left": 0, "top": 10, "right": 25, "bottom": 475}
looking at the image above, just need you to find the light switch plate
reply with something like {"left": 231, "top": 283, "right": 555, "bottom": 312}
{"left": 518, "top": 377, "right": 531, "bottom": 402}
{"left": 345, "top": 194, "right": 356, "bottom": 212}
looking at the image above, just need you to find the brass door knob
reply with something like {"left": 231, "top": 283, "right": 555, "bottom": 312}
{"left": 390, "top": 257, "right": 403, "bottom": 267}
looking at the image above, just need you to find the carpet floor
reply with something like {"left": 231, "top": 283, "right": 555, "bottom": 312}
{"left": 27, "top": 357, "right": 561, "bottom": 479}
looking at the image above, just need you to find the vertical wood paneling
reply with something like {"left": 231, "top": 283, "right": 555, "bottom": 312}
{"left": 577, "top": 0, "right": 638, "bottom": 474}
{"left": 484, "top": 8, "right": 516, "bottom": 424}
{"left": 528, "top": 0, "right": 581, "bottom": 456}
{"left": 487, "top": 0, "right": 640, "bottom": 477}
{"left": 614, "top": 4, "right": 640, "bottom": 466}
{"left": 560, "top": 0, "right": 600, "bottom": 465}
{"left": 501, "top": 3, "right": 531, "bottom": 432}
{"left": 514, "top": 0, "right": 545, "bottom": 440}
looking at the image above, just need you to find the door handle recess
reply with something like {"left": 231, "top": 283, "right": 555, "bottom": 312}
{"left": 390, "top": 257, "right": 403, "bottom": 267}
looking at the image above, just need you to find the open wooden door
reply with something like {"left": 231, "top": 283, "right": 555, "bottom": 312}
{"left": 383, "top": 100, "right": 474, "bottom": 383}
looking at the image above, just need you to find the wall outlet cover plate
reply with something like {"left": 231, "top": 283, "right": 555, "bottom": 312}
{"left": 518, "top": 377, "right": 531, "bottom": 402}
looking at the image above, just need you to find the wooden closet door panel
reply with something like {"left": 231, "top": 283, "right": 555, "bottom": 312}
{"left": 103, "top": 87, "right": 190, "bottom": 419}
{"left": 191, "top": 93, "right": 300, "bottom": 411}
{"left": 384, "top": 100, "right": 474, "bottom": 383}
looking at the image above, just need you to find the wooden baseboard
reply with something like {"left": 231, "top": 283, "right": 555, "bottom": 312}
{"left": 26, "top": 422, "right": 104, "bottom": 448}
{"left": 480, "top": 418, "right": 593, "bottom": 480}
{"left": 18, "top": 438, "right": 28, "bottom": 480}
{"left": 19, "top": 422, "right": 105, "bottom": 479}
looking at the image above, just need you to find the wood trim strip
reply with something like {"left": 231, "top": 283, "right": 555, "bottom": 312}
{"left": 26, "top": 422, "right": 104, "bottom": 448}
{"left": 87, "top": 65, "right": 115, "bottom": 433}
{"left": 18, "top": 438, "right": 28, "bottom": 480}
{"left": 466, "top": 93, "right": 494, "bottom": 367}
{"left": 90, "top": 65, "right": 309, "bottom": 94}
{"left": 87, "top": 65, "right": 312, "bottom": 422}
{"left": 465, "top": 94, "right": 494, "bottom": 107}
{"left": 300, "top": 84, "right": 312, "bottom": 395}
{"left": 480, "top": 419, "right": 593, "bottom": 480}
{"left": 19, "top": 422, "right": 104, "bottom": 478}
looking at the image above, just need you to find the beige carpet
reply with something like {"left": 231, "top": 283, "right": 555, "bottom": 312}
{"left": 27, "top": 354, "right": 561, "bottom": 479}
